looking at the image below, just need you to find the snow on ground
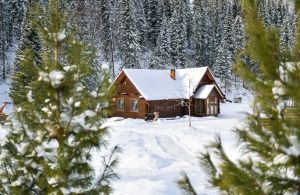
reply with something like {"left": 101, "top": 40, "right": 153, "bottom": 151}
{"left": 0, "top": 81, "right": 12, "bottom": 113}
{"left": 0, "top": 79, "right": 252, "bottom": 194}
{"left": 95, "top": 102, "right": 252, "bottom": 195}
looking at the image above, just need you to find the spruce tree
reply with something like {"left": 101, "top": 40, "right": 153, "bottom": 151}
{"left": 210, "top": 0, "right": 225, "bottom": 69}
{"left": 193, "top": 0, "right": 214, "bottom": 68}
{"left": 0, "top": 1, "right": 11, "bottom": 80}
{"left": 144, "top": 0, "right": 162, "bottom": 48}
{"left": 214, "top": 2, "right": 235, "bottom": 92}
{"left": 178, "top": 0, "right": 300, "bottom": 194}
{"left": 233, "top": 15, "right": 245, "bottom": 57}
{"left": 133, "top": 0, "right": 148, "bottom": 48}
{"left": 148, "top": 9, "right": 172, "bottom": 70}
{"left": 184, "top": 0, "right": 193, "bottom": 49}
{"left": 9, "top": 0, "right": 27, "bottom": 41}
{"left": 169, "top": 0, "right": 187, "bottom": 68}
{"left": 157, "top": 15, "right": 171, "bottom": 68}
{"left": 214, "top": 40, "right": 233, "bottom": 93}
{"left": 0, "top": 0, "right": 27, "bottom": 80}
{"left": 162, "top": 0, "right": 173, "bottom": 19}
{"left": 117, "top": 0, "right": 141, "bottom": 68}
{"left": 67, "top": 0, "right": 108, "bottom": 89}
{"left": 280, "top": 2, "right": 296, "bottom": 51}
{"left": 99, "top": 0, "right": 113, "bottom": 62}
{"left": 0, "top": 0, "right": 119, "bottom": 194}
{"left": 11, "top": 2, "right": 42, "bottom": 106}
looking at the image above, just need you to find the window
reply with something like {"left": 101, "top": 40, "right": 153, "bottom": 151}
{"left": 131, "top": 99, "right": 138, "bottom": 112}
{"left": 166, "top": 105, "right": 175, "bottom": 110}
{"left": 156, "top": 104, "right": 175, "bottom": 110}
{"left": 117, "top": 98, "right": 124, "bottom": 111}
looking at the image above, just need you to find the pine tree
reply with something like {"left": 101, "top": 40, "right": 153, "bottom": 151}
{"left": 209, "top": 0, "right": 224, "bottom": 68}
{"left": 169, "top": 0, "right": 187, "bottom": 68}
{"left": 193, "top": 0, "right": 214, "bottom": 68}
{"left": 178, "top": 0, "right": 300, "bottom": 194}
{"left": 162, "top": 0, "right": 173, "bottom": 19}
{"left": 184, "top": 0, "right": 193, "bottom": 49}
{"left": 11, "top": 1, "right": 42, "bottom": 105}
{"left": 133, "top": 0, "right": 148, "bottom": 48}
{"left": 275, "top": 0, "right": 285, "bottom": 28}
{"left": 144, "top": 0, "right": 162, "bottom": 48}
{"left": 99, "top": 0, "right": 113, "bottom": 61}
{"left": 117, "top": 0, "right": 141, "bottom": 68}
{"left": 68, "top": 0, "right": 110, "bottom": 88}
{"left": 233, "top": 15, "right": 245, "bottom": 56}
{"left": 0, "top": 0, "right": 119, "bottom": 194}
{"left": 192, "top": 0, "right": 202, "bottom": 66}
{"left": 214, "top": 40, "right": 233, "bottom": 93}
{"left": 0, "top": 0, "right": 27, "bottom": 80}
{"left": 0, "top": 1, "right": 9, "bottom": 80}
{"left": 9, "top": 0, "right": 27, "bottom": 41}
{"left": 157, "top": 15, "right": 171, "bottom": 67}
{"left": 280, "top": 2, "right": 296, "bottom": 51}
{"left": 214, "top": 2, "right": 235, "bottom": 92}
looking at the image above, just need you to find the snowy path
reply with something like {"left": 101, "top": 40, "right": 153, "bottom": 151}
{"left": 100, "top": 103, "right": 251, "bottom": 195}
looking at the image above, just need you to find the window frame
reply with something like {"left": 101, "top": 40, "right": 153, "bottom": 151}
{"left": 207, "top": 97, "right": 218, "bottom": 115}
{"left": 116, "top": 98, "right": 125, "bottom": 111}
{"left": 130, "top": 99, "right": 139, "bottom": 112}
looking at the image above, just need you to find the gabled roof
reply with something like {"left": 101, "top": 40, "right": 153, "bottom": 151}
{"left": 193, "top": 84, "right": 224, "bottom": 99}
{"left": 114, "top": 67, "right": 225, "bottom": 101}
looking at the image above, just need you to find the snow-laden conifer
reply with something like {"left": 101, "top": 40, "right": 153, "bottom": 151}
{"left": 178, "top": 1, "right": 300, "bottom": 194}
{"left": 0, "top": 1, "right": 119, "bottom": 194}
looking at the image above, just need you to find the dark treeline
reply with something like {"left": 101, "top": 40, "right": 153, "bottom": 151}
{"left": 0, "top": 0, "right": 296, "bottom": 91}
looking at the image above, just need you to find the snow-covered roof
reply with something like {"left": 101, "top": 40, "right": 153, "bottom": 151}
{"left": 193, "top": 85, "right": 215, "bottom": 99}
{"left": 119, "top": 67, "right": 223, "bottom": 101}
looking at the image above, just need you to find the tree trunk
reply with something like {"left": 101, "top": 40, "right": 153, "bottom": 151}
{"left": 189, "top": 99, "right": 191, "bottom": 127}
{"left": 1, "top": 44, "right": 5, "bottom": 81}
{"left": 110, "top": 32, "right": 115, "bottom": 77}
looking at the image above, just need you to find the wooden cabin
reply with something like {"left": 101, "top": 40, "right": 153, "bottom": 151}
{"left": 111, "top": 67, "right": 225, "bottom": 119}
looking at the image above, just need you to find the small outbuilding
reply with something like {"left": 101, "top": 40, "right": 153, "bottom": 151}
{"left": 110, "top": 67, "right": 225, "bottom": 119}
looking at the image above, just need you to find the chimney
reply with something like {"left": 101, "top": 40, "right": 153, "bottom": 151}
{"left": 170, "top": 68, "right": 176, "bottom": 80}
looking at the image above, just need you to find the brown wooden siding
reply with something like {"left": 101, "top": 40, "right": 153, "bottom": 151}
{"left": 112, "top": 73, "right": 147, "bottom": 119}
{"left": 113, "top": 95, "right": 147, "bottom": 118}
{"left": 148, "top": 100, "right": 184, "bottom": 118}
{"left": 111, "top": 69, "right": 223, "bottom": 119}
{"left": 191, "top": 88, "right": 220, "bottom": 117}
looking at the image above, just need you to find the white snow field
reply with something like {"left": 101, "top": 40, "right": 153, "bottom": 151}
{"left": 96, "top": 102, "right": 252, "bottom": 195}
{"left": 0, "top": 81, "right": 253, "bottom": 194}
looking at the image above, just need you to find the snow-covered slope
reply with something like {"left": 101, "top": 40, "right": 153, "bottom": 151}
{"left": 97, "top": 102, "right": 251, "bottom": 195}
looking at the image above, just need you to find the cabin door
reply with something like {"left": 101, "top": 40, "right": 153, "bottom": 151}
{"left": 206, "top": 97, "right": 218, "bottom": 115}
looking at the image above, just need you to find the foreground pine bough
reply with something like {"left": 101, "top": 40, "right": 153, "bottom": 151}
{"left": 178, "top": 0, "right": 300, "bottom": 194}
{"left": 0, "top": 1, "right": 119, "bottom": 194}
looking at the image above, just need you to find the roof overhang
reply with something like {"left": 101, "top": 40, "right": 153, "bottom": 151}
{"left": 193, "top": 84, "right": 224, "bottom": 99}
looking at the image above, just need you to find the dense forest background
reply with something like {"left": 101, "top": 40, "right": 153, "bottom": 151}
{"left": 0, "top": 0, "right": 296, "bottom": 91}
